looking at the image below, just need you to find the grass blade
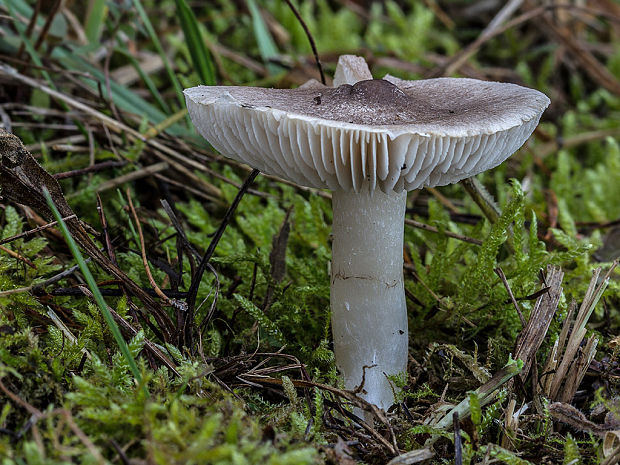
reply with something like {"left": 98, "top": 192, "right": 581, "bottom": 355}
{"left": 85, "top": 0, "right": 107, "bottom": 45}
{"left": 114, "top": 46, "right": 171, "bottom": 114}
{"left": 43, "top": 188, "right": 146, "bottom": 394}
{"left": 59, "top": 53, "right": 195, "bottom": 138}
{"left": 4, "top": 0, "right": 89, "bottom": 135}
{"left": 4, "top": 0, "right": 67, "bottom": 37}
{"left": 131, "top": 0, "right": 185, "bottom": 110}
{"left": 246, "top": 0, "right": 283, "bottom": 75}
{"left": 174, "top": 0, "right": 216, "bottom": 85}
{"left": 4, "top": 0, "right": 53, "bottom": 86}
{"left": 2, "top": 1, "right": 191, "bottom": 137}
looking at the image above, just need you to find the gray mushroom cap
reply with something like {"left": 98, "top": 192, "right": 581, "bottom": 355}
{"left": 184, "top": 75, "right": 549, "bottom": 193}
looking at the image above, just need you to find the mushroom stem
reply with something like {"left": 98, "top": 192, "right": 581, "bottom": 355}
{"left": 330, "top": 189, "right": 408, "bottom": 410}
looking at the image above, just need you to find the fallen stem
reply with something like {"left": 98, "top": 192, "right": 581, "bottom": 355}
{"left": 405, "top": 218, "right": 482, "bottom": 245}
{"left": 186, "top": 169, "right": 260, "bottom": 325}
{"left": 283, "top": 0, "right": 325, "bottom": 85}
{"left": 0, "top": 214, "right": 77, "bottom": 245}
{"left": 430, "top": 357, "right": 523, "bottom": 432}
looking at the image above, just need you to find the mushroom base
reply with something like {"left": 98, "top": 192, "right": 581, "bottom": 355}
{"left": 331, "top": 189, "right": 408, "bottom": 411}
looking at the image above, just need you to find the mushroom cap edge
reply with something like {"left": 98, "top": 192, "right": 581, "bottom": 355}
{"left": 184, "top": 78, "right": 550, "bottom": 193}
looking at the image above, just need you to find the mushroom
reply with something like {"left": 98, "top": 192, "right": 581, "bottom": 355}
{"left": 184, "top": 55, "right": 550, "bottom": 411}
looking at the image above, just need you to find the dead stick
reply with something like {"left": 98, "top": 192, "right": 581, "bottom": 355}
{"left": 0, "top": 215, "right": 76, "bottom": 245}
{"left": 186, "top": 169, "right": 260, "bottom": 317}
{"left": 405, "top": 218, "right": 482, "bottom": 245}
{"left": 125, "top": 188, "right": 172, "bottom": 306}
{"left": 495, "top": 267, "right": 526, "bottom": 326}
{"left": 53, "top": 160, "right": 126, "bottom": 179}
{"left": 283, "top": 0, "right": 325, "bottom": 85}
{"left": 0, "top": 244, "right": 36, "bottom": 268}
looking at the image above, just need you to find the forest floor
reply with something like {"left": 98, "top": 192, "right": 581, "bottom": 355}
{"left": 1, "top": 1, "right": 620, "bottom": 464}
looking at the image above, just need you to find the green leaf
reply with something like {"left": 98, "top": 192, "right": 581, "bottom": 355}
{"left": 246, "top": 0, "right": 283, "bottom": 75}
{"left": 174, "top": 0, "right": 216, "bottom": 86}
{"left": 469, "top": 391, "right": 482, "bottom": 428}
{"left": 131, "top": 0, "right": 186, "bottom": 110}
{"left": 3, "top": 0, "right": 67, "bottom": 37}
{"left": 58, "top": 52, "right": 194, "bottom": 138}
{"left": 114, "top": 46, "right": 171, "bottom": 113}
{"left": 85, "top": 0, "right": 107, "bottom": 45}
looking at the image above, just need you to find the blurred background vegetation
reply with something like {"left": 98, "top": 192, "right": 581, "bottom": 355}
{"left": 0, "top": 0, "right": 619, "bottom": 463}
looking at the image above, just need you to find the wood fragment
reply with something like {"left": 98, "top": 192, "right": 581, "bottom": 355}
{"left": 95, "top": 161, "right": 168, "bottom": 193}
{"left": 0, "top": 243, "right": 36, "bottom": 268}
{"left": 548, "top": 402, "right": 608, "bottom": 436}
{"left": 513, "top": 266, "right": 563, "bottom": 382}
{"left": 385, "top": 448, "right": 433, "bottom": 465}
{"left": 501, "top": 398, "right": 517, "bottom": 450}
{"left": 559, "top": 336, "right": 598, "bottom": 403}
{"left": 543, "top": 262, "right": 617, "bottom": 401}
{"left": 407, "top": 218, "right": 483, "bottom": 245}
